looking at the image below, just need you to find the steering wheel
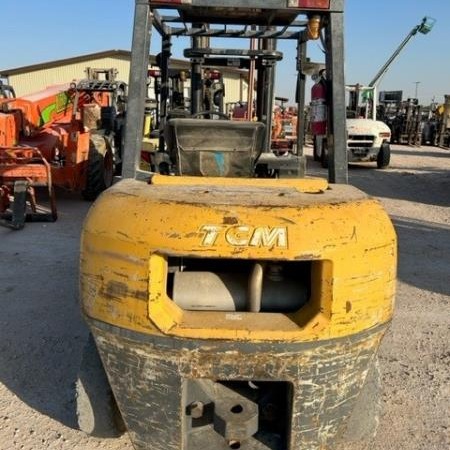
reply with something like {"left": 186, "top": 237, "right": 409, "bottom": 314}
{"left": 191, "top": 110, "right": 230, "bottom": 120}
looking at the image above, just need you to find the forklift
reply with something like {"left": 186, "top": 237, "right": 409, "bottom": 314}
{"left": 77, "top": 1, "right": 397, "bottom": 449}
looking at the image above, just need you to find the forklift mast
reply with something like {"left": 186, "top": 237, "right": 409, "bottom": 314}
{"left": 123, "top": 0, "right": 347, "bottom": 183}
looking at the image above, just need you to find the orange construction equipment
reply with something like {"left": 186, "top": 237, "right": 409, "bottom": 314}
{"left": 0, "top": 75, "right": 126, "bottom": 229}
{"left": 271, "top": 104, "right": 298, "bottom": 152}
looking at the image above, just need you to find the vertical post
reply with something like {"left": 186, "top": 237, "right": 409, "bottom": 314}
{"left": 123, "top": 0, "right": 152, "bottom": 179}
{"left": 414, "top": 81, "right": 420, "bottom": 99}
{"left": 296, "top": 38, "right": 307, "bottom": 160}
{"left": 247, "top": 31, "right": 257, "bottom": 120}
{"left": 255, "top": 58, "right": 265, "bottom": 122}
{"left": 438, "top": 95, "right": 450, "bottom": 147}
{"left": 190, "top": 61, "right": 203, "bottom": 114}
{"left": 261, "top": 29, "right": 277, "bottom": 153}
{"left": 371, "top": 87, "right": 377, "bottom": 121}
{"left": 190, "top": 30, "right": 208, "bottom": 114}
{"left": 325, "top": 10, "right": 348, "bottom": 184}
{"left": 159, "top": 36, "right": 172, "bottom": 153}
{"left": 414, "top": 105, "right": 422, "bottom": 146}
{"left": 262, "top": 61, "right": 276, "bottom": 153}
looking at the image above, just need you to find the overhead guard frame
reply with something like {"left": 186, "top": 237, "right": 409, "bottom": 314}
{"left": 122, "top": 0, "right": 347, "bottom": 184}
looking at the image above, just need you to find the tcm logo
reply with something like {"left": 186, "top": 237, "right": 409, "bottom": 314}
{"left": 200, "top": 225, "right": 288, "bottom": 248}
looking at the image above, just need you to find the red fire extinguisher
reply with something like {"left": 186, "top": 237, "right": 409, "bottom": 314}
{"left": 310, "top": 72, "right": 327, "bottom": 136}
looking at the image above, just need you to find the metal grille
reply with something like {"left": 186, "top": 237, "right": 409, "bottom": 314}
{"left": 347, "top": 135, "right": 375, "bottom": 148}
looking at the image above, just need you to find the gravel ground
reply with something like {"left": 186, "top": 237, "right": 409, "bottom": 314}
{"left": 0, "top": 144, "right": 448, "bottom": 450}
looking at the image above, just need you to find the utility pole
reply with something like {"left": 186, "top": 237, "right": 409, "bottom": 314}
{"left": 414, "top": 81, "right": 421, "bottom": 99}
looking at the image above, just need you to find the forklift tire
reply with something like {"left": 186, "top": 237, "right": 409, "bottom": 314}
{"left": 76, "top": 334, "right": 125, "bottom": 438}
{"left": 339, "top": 356, "right": 382, "bottom": 446}
{"left": 321, "top": 139, "right": 329, "bottom": 168}
{"left": 82, "top": 135, "right": 114, "bottom": 201}
{"left": 377, "top": 142, "right": 391, "bottom": 169}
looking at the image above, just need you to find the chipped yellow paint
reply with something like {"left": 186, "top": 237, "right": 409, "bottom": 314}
{"left": 80, "top": 177, "right": 397, "bottom": 342}
{"left": 151, "top": 174, "right": 329, "bottom": 193}
{"left": 149, "top": 253, "right": 183, "bottom": 329}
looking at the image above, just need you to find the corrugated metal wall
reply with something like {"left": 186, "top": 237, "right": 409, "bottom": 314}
{"left": 8, "top": 56, "right": 131, "bottom": 97}
{"left": 223, "top": 72, "right": 248, "bottom": 104}
{"left": 8, "top": 56, "right": 248, "bottom": 104}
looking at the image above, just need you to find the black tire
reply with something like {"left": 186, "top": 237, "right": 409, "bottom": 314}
{"left": 340, "top": 357, "right": 382, "bottom": 445}
{"left": 82, "top": 135, "right": 114, "bottom": 201}
{"left": 11, "top": 181, "right": 28, "bottom": 230}
{"left": 377, "top": 142, "right": 391, "bottom": 169}
{"left": 321, "top": 139, "right": 329, "bottom": 168}
{"left": 76, "top": 334, "right": 125, "bottom": 438}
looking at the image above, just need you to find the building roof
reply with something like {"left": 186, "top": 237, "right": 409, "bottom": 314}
{"left": 0, "top": 49, "right": 246, "bottom": 77}
{"left": 0, "top": 50, "right": 131, "bottom": 76}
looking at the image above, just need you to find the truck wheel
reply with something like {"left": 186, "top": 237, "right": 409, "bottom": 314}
{"left": 82, "top": 135, "right": 114, "bottom": 201}
{"left": 76, "top": 334, "right": 125, "bottom": 438}
{"left": 377, "top": 142, "right": 391, "bottom": 169}
{"left": 340, "top": 356, "right": 382, "bottom": 445}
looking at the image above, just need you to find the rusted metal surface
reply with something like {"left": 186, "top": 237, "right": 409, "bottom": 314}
{"left": 0, "top": 147, "right": 57, "bottom": 226}
{"left": 207, "top": 381, "right": 259, "bottom": 441}
{"left": 90, "top": 319, "right": 386, "bottom": 450}
{"left": 0, "top": 148, "right": 50, "bottom": 183}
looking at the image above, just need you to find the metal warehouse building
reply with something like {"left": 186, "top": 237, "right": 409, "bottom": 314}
{"left": 0, "top": 49, "right": 248, "bottom": 104}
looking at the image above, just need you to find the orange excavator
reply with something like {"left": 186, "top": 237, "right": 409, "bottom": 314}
{"left": 0, "top": 72, "right": 126, "bottom": 229}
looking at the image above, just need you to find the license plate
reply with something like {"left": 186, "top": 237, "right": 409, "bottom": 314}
{"left": 351, "top": 148, "right": 369, "bottom": 156}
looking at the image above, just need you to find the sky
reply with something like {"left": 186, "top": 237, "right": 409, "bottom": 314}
{"left": 0, "top": 0, "right": 448, "bottom": 104}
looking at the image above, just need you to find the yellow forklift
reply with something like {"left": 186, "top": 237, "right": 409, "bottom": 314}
{"left": 77, "top": 1, "right": 397, "bottom": 449}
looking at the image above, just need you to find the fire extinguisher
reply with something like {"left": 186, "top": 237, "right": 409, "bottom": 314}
{"left": 310, "top": 72, "right": 327, "bottom": 136}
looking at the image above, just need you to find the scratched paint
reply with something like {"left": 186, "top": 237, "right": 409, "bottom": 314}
{"left": 81, "top": 178, "right": 396, "bottom": 342}
{"left": 92, "top": 321, "right": 385, "bottom": 450}
{"left": 80, "top": 176, "right": 397, "bottom": 448}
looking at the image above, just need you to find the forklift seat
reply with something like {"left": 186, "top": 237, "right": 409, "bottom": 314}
{"left": 166, "top": 118, "right": 265, "bottom": 177}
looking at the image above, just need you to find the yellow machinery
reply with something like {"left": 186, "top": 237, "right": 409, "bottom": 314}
{"left": 78, "top": 1, "right": 397, "bottom": 449}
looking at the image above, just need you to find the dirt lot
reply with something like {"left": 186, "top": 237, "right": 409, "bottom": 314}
{"left": 0, "top": 144, "right": 449, "bottom": 450}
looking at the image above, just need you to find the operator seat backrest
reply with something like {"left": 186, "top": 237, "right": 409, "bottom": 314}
{"left": 166, "top": 118, "right": 265, "bottom": 177}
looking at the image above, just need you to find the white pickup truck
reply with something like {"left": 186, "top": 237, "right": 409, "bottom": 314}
{"left": 347, "top": 116, "right": 391, "bottom": 168}
{"left": 314, "top": 85, "right": 392, "bottom": 169}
